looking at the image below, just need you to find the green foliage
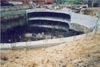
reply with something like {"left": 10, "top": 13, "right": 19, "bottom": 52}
{"left": 55, "top": 0, "right": 84, "bottom": 4}
{"left": 64, "top": 0, "right": 84, "bottom": 4}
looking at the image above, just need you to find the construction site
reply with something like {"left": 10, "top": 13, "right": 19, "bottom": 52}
{"left": 0, "top": 0, "right": 100, "bottom": 67}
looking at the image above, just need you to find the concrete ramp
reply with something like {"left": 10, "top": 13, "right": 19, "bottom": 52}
{"left": 71, "top": 13, "right": 100, "bottom": 30}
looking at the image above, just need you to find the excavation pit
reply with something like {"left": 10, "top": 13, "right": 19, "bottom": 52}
{"left": 0, "top": 9, "right": 89, "bottom": 43}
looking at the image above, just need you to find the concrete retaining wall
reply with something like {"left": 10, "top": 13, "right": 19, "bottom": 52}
{"left": 0, "top": 32, "right": 94, "bottom": 50}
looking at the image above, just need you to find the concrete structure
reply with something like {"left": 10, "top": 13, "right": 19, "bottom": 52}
{"left": 1, "top": 8, "right": 100, "bottom": 49}
{"left": 26, "top": 9, "right": 71, "bottom": 31}
{"left": 0, "top": 8, "right": 27, "bottom": 31}
{"left": 0, "top": 31, "right": 94, "bottom": 50}
{"left": 1, "top": 9, "right": 99, "bottom": 44}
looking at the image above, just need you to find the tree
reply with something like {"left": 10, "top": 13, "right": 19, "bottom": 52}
{"left": 54, "top": 0, "right": 84, "bottom": 4}
{"left": 54, "top": 0, "right": 65, "bottom": 4}
{"left": 64, "top": 0, "right": 84, "bottom": 4}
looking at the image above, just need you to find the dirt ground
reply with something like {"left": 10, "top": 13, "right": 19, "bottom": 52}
{"left": 80, "top": 7, "right": 100, "bottom": 17}
{"left": 0, "top": 30, "right": 100, "bottom": 67}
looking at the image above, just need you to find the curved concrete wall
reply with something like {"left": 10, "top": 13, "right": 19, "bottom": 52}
{"left": 0, "top": 32, "right": 94, "bottom": 50}
{"left": 26, "top": 9, "right": 71, "bottom": 32}
{"left": 70, "top": 23, "right": 90, "bottom": 33}
{"left": 26, "top": 9, "right": 71, "bottom": 24}
{"left": 27, "top": 12, "right": 71, "bottom": 21}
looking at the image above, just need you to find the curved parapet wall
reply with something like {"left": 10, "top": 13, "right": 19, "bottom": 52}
{"left": 26, "top": 9, "right": 71, "bottom": 32}
{"left": 27, "top": 12, "right": 71, "bottom": 21}
{"left": 28, "top": 20, "right": 69, "bottom": 31}
{"left": 26, "top": 9, "right": 71, "bottom": 22}
{"left": 0, "top": 32, "right": 94, "bottom": 50}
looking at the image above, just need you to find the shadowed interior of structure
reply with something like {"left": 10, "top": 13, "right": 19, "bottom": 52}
{"left": 1, "top": 21, "right": 84, "bottom": 43}
{"left": 1, "top": 11, "right": 84, "bottom": 43}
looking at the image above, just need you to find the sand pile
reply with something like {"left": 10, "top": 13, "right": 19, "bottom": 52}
{"left": 0, "top": 30, "right": 100, "bottom": 67}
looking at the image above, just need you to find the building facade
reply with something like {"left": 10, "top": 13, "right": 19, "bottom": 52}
{"left": 0, "top": 0, "right": 53, "bottom": 4}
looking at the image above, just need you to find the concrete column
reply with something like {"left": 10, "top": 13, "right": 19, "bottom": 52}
{"left": 91, "top": 0, "right": 95, "bottom": 7}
